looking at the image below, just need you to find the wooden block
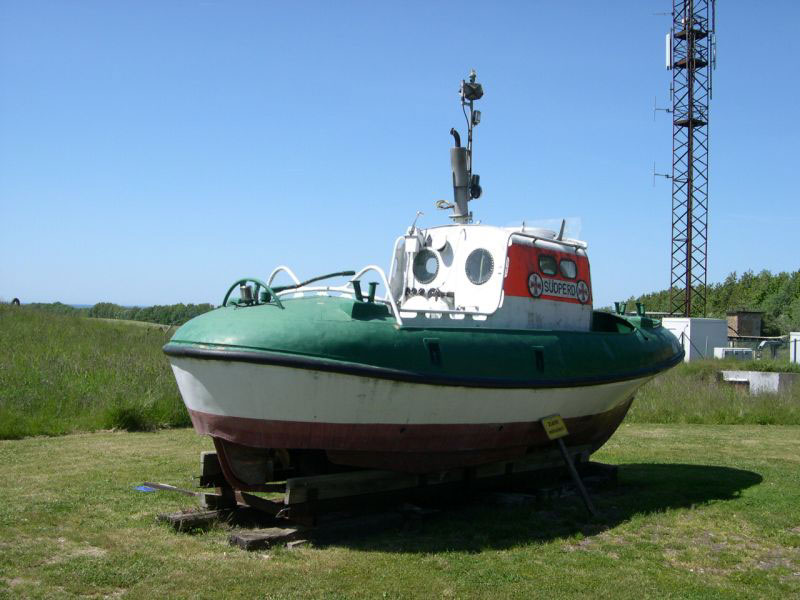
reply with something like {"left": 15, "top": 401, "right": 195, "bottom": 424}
{"left": 229, "top": 527, "right": 305, "bottom": 551}
{"left": 200, "top": 451, "right": 222, "bottom": 477}
{"left": 200, "top": 490, "right": 238, "bottom": 510}
{"left": 198, "top": 473, "right": 228, "bottom": 488}
{"left": 285, "top": 470, "right": 419, "bottom": 505}
{"left": 278, "top": 445, "right": 594, "bottom": 509}
{"left": 286, "top": 539, "right": 309, "bottom": 550}
{"left": 197, "top": 451, "right": 229, "bottom": 489}
{"left": 157, "top": 510, "right": 223, "bottom": 532}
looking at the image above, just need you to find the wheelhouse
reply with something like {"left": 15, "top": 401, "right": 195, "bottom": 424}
{"left": 388, "top": 224, "right": 592, "bottom": 331}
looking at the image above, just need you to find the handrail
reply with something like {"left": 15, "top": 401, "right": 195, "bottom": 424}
{"left": 398, "top": 307, "right": 493, "bottom": 317}
{"left": 510, "top": 232, "right": 588, "bottom": 250}
{"left": 273, "top": 270, "right": 356, "bottom": 293}
{"left": 267, "top": 266, "right": 302, "bottom": 286}
{"left": 256, "top": 263, "right": 501, "bottom": 327}
{"left": 270, "top": 264, "right": 405, "bottom": 327}
{"left": 222, "top": 277, "right": 284, "bottom": 309}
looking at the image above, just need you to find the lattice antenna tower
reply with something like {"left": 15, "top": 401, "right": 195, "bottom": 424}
{"left": 666, "top": 0, "right": 716, "bottom": 317}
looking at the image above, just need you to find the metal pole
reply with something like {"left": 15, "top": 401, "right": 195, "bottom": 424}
{"left": 685, "top": 0, "right": 695, "bottom": 317}
{"left": 556, "top": 438, "right": 597, "bottom": 517}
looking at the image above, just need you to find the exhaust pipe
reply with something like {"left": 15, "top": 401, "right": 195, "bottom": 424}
{"left": 450, "top": 129, "right": 470, "bottom": 223}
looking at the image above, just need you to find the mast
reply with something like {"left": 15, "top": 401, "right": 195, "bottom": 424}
{"left": 446, "top": 70, "right": 484, "bottom": 223}
{"left": 668, "top": 1, "right": 715, "bottom": 317}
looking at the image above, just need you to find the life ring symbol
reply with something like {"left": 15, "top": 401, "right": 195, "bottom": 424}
{"left": 528, "top": 273, "right": 543, "bottom": 298}
{"left": 577, "top": 280, "right": 590, "bottom": 304}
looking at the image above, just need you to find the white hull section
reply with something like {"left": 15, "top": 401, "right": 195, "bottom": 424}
{"left": 169, "top": 356, "right": 650, "bottom": 426}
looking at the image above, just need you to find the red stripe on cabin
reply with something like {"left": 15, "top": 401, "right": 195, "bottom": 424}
{"left": 503, "top": 244, "right": 592, "bottom": 305}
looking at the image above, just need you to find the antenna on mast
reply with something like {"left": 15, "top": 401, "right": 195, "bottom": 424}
{"left": 653, "top": 96, "right": 672, "bottom": 121}
{"left": 441, "top": 70, "right": 484, "bottom": 223}
{"left": 653, "top": 162, "right": 672, "bottom": 187}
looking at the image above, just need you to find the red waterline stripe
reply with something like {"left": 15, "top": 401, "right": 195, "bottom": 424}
{"left": 188, "top": 398, "right": 632, "bottom": 455}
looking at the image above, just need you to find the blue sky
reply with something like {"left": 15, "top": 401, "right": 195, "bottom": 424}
{"left": 1, "top": 1, "right": 798, "bottom": 307}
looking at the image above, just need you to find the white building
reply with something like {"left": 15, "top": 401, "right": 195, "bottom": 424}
{"left": 662, "top": 317, "right": 728, "bottom": 362}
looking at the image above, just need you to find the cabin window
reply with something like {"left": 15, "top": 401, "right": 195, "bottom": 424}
{"left": 538, "top": 255, "right": 557, "bottom": 276}
{"left": 465, "top": 248, "right": 494, "bottom": 285}
{"left": 559, "top": 259, "right": 577, "bottom": 279}
{"left": 413, "top": 249, "right": 439, "bottom": 284}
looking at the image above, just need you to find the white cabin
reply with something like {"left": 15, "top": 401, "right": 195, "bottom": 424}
{"left": 388, "top": 224, "right": 593, "bottom": 331}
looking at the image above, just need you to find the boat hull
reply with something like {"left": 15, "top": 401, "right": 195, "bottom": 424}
{"left": 170, "top": 355, "right": 646, "bottom": 472}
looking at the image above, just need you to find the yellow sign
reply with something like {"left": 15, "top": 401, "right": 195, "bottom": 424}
{"left": 541, "top": 414, "right": 568, "bottom": 440}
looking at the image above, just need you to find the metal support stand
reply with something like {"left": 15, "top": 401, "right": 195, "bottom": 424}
{"left": 555, "top": 438, "right": 597, "bottom": 517}
{"left": 541, "top": 414, "right": 597, "bottom": 517}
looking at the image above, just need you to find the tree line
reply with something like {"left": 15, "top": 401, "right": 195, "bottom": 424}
{"left": 16, "top": 269, "right": 800, "bottom": 334}
{"left": 628, "top": 269, "right": 800, "bottom": 335}
{"left": 87, "top": 302, "right": 214, "bottom": 325}
{"left": 19, "top": 301, "right": 214, "bottom": 326}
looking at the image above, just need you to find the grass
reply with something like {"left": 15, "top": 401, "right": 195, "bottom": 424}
{"left": 2, "top": 304, "right": 799, "bottom": 596}
{"left": 3, "top": 306, "right": 800, "bottom": 439}
{"left": 0, "top": 424, "right": 798, "bottom": 598}
{"left": 628, "top": 360, "right": 800, "bottom": 425}
{"left": 0, "top": 305, "right": 188, "bottom": 439}
{"left": 710, "top": 357, "right": 800, "bottom": 373}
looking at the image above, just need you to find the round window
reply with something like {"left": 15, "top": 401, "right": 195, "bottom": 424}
{"left": 465, "top": 248, "right": 494, "bottom": 285}
{"left": 412, "top": 249, "right": 439, "bottom": 284}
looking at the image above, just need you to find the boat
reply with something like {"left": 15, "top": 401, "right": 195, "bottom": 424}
{"left": 163, "top": 71, "right": 684, "bottom": 489}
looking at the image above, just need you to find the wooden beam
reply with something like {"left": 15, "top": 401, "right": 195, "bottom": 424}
{"left": 157, "top": 510, "right": 224, "bottom": 532}
{"left": 286, "top": 470, "right": 419, "bottom": 505}
{"left": 284, "top": 444, "right": 591, "bottom": 506}
{"left": 229, "top": 527, "right": 306, "bottom": 551}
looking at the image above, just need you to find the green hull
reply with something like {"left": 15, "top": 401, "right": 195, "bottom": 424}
{"left": 164, "top": 296, "right": 683, "bottom": 387}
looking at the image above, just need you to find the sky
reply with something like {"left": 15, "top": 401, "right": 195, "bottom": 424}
{"left": 1, "top": 1, "right": 799, "bottom": 308}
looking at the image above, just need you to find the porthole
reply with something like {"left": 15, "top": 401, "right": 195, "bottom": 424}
{"left": 413, "top": 249, "right": 439, "bottom": 284}
{"left": 559, "top": 259, "right": 577, "bottom": 279}
{"left": 538, "top": 254, "right": 557, "bottom": 276}
{"left": 465, "top": 248, "right": 494, "bottom": 285}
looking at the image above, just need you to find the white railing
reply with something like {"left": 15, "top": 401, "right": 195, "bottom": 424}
{"left": 267, "top": 265, "right": 301, "bottom": 286}
{"left": 267, "top": 264, "right": 405, "bottom": 327}
{"left": 399, "top": 308, "right": 493, "bottom": 321}
{"left": 266, "top": 264, "right": 498, "bottom": 328}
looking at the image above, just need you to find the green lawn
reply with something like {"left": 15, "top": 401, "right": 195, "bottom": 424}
{"left": 0, "top": 305, "right": 188, "bottom": 438}
{"left": 627, "top": 359, "right": 800, "bottom": 425}
{"left": 1, "top": 424, "right": 798, "bottom": 599}
{"left": 3, "top": 305, "right": 800, "bottom": 442}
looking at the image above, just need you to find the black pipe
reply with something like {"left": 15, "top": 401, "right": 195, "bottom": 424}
{"left": 450, "top": 128, "right": 461, "bottom": 147}
{"left": 272, "top": 270, "right": 356, "bottom": 293}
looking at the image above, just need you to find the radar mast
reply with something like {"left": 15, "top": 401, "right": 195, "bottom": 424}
{"left": 441, "top": 70, "right": 483, "bottom": 224}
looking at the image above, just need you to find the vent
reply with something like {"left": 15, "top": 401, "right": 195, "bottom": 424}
{"left": 532, "top": 346, "right": 545, "bottom": 372}
{"left": 424, "top": 338, "right": 442, "bottom": 366}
